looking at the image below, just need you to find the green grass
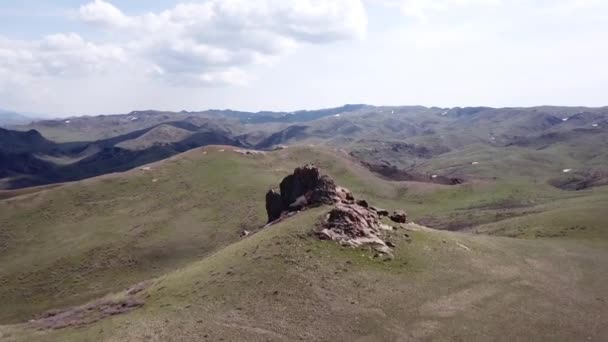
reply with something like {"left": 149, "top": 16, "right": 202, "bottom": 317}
{"left": 3, "top": 210, "right": 606, "bottom": 341}
{"left": 1, "top": 145, "right": 607, "bottom": 341}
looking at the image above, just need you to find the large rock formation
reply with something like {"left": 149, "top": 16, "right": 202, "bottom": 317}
{"left": 265, "top": 165, "right": 353, "bottom": 222}
{"left": 265, "top": 165, "right": 402, "bottom": 255}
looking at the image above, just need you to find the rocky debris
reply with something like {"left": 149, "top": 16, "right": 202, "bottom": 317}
{"left": 317, "top": 204, "right": 393, "bottom": 255}
{"left": 389, "top": 210, "right": 407, "bottom": 223}
{"left": 370, "top": 206, "right": 389, "bottom": 216}
{"left": 265, "top": 165, "right": 353, "bottom": 223}
{"left": 240, "top": 230, "right": 251, "bottom": 237}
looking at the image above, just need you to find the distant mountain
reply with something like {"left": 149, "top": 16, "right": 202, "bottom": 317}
{"left": 2, "top": 104, "right": 608, "bottom": 191}
{"left": 8, "top": 105, "right": 369, "bottom": 143}
{"left": 200, "top": 104, "right": 369, "bottom": 124}
{"left": 0, "top": 109, "right": 35, "bottom": 126}
{"left": 0, "top": 128, "right": 53, "bottom": 153}
{"left": 0, "top": 121, "right": 249, "bottom": 190}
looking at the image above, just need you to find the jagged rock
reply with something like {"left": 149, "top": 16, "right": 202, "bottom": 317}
{"left": 389, "top": 210, "right": 407, "bottom": 223}
{"left": 317, "top": 203, "right": 393, "bottom": 254}
{"left": 265, "top": 165, "right": 351, "bottom": 222}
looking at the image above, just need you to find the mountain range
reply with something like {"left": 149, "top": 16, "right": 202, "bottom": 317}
{"left": 2, "top": 105, "right": 607, "bottom": 192}
{"left": 0, "top": 110, "right": 37, "bottom": 126}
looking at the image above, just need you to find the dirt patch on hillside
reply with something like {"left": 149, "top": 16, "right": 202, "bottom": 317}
{"left": 419, "top": 209, "right": 541, "bottom": 232}
{"left": 549, "top": 169, "right": 608, "bottom": 191}
{"left": 30, "top": 281, "right": 151, "bottom": 330}
{"left": 360, "top": 161, "right": 464, "bottom": 185}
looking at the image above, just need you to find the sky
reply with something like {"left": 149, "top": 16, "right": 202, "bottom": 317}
{"left": 0, "top": 0, "right": 607, "bottom": 117}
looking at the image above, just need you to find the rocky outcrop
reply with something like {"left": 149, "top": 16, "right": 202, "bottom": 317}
{"left": 265, "top": 165, "right": 353, "bottom": 222}
{"left": 318, "top": 204, "right": 393, "bottom": 254}
{"left": 265, "top": 165, "right": 402, "bottom": 255}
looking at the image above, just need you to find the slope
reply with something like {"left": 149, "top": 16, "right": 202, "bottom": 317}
{"left": 2, "top": 201, "right": 607, "bottom": 341}
{"left": 0, "top": 146, "right": 607, "bottom": 341}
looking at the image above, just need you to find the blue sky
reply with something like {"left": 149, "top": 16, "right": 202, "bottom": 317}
{"left": 0, "top": 0, "right": 607, "bottom": 117}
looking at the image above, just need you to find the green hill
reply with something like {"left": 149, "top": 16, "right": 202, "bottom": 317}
{"left": 0, "top": 145, "right": 607, "bottom": 341}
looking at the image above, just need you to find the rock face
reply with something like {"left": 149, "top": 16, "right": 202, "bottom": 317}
{"left": 265, "top": 190, "right": 285, "bottom": 222}
{"left": 265, "top": 165, "right": 353, "bottom": 223}
{"left": 318, "top": 204, "right": 393, "bottom": 254}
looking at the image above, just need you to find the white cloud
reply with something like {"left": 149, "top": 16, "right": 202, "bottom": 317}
{"left": 0, "top": 0, "right": 367, "bottom": 97}
{"left": 76, "top": 0, "right": 367, "bottom": 86}
{"left": 554, "top": 0, "right": 605, "bottom": 12}
{"left": 399, "top": 23, "right": 490, "bottom": 48}
{"left": 79, "top": 0, "right": 132, "bottom": 28}
{"left": 0, "top": 33, "right": 125, "bottom": 79}
{"left": 377, "top": 0, "right": 501, "bottom": 20}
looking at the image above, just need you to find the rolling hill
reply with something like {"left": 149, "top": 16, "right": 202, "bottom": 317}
{"left": 0, "top": 145, "right": 607, "bottom": 341}
{"left": 4, "top": 105, "right": 608, "bottom": 193}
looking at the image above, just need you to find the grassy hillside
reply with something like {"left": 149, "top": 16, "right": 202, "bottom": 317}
{"left": 1, "top": 146, "right": 607, "bottom": 341}
{"left": 2, "top": 210, "right": 607, "bottom": 341}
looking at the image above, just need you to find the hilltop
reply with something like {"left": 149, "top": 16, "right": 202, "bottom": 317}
{"left": 0, "top": 145, "right": 606, "bottom": 341}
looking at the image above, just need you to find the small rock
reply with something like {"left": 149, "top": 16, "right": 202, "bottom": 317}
{"left": 240, "top": 230, "right": 250, "bottom": 238}
{"left": 389, "top": 210, "right": 407, "bottom": 223}
{"left": 386, "top": 241, "right": 396, "bottom": 248}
